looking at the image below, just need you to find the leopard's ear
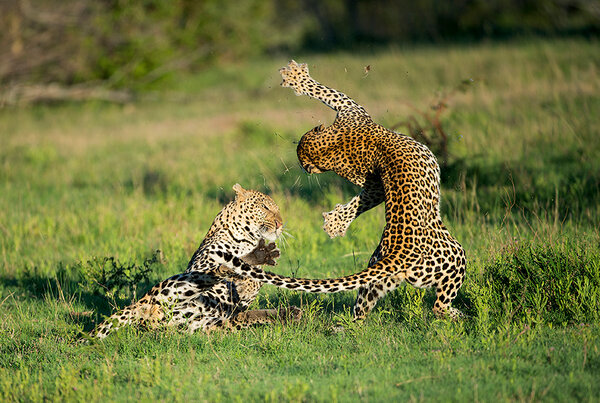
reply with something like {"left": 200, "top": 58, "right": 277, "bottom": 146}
{"left": 233, "top": 183, "right": 248, "bottom": 200}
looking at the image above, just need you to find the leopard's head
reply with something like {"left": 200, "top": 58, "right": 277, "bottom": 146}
{"left": 296, "top": 124, "right": 337, "bottom": 174}
{"left": 231, "top": 184, "right": 283, "bottom": 242}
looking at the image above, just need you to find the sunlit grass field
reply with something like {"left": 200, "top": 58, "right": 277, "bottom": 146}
{"left": 1, "top": 38, "right": 599, "bottom": 401}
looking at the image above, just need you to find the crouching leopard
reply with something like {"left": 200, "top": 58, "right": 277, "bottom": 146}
{"left": 91, "top": 184, "right": 301, "bottom": 339}
{"left": 212, "top": 61, "right": 466, "bottom": 320}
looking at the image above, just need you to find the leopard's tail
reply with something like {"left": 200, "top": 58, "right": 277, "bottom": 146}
{"left": 239, "top": 258, "right": 397, "bottom": 294}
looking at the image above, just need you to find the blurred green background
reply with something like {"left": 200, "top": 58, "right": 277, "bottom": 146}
{"left": 2, "top": 0, "right": 599, "bottom": 93}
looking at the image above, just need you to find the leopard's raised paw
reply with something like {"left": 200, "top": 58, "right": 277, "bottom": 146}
{"left": 242, "top": 239, "right": 280, "bottom": 266}
{"left": 279, "top": 60, "right": 311, "bottom": 95}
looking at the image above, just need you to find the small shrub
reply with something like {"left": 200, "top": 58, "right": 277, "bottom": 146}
{"left": 391, "top": 78, "right": 475, "bottom": 168}
{"left": 482, "top": 242, "right": 600, "bottom": 326}
{"left": 76, "top": 250, "right": 165, "bottom": 308}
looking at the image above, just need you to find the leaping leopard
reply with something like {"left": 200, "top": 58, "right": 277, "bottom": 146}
{"left": 212, "top": 61, "right": 466, "bottom": 320}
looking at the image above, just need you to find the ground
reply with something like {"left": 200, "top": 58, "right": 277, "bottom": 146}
{"left": 0, "top": 38, "right": 599, "bottom": 401}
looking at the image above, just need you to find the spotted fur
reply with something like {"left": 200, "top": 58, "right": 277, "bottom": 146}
{"left": 91, "top": 184, "right": 301, "bottom": 339}
{"left": 216, "top": 61, "right": 466, "bottom": 320}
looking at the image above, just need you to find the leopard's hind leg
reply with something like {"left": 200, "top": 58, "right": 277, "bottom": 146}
{"left": 91, "top": 296, "right": 163, "bottom": 339}
{"left": 353, "top": 277, "right": 404, "bottom": 320}
{"left": 352, "top": 240, "right": 403, "bottom": 320}
{"left": 431, "top": 269, "right": 465, "bottom": 319}
{"left": 229, "top": 307, "right": 303, "bottom": 329}
{"left": 430, "top": 241, "right": 466, "bottom": 319}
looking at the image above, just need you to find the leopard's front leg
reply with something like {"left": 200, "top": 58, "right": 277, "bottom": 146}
{"left": 279, "top": 60, "right": 366, "bottom": 114}
{"left": 323, "top": 177, "right": 385, "bottom": 238}
{"left": 279, "top": 60, "right": 312, "bottom": 97}
{"left": 213, "top": 239, "right": 280, "bottom": 278}
{"left": 322, "top": 202, "right": 355, "bottom": 238}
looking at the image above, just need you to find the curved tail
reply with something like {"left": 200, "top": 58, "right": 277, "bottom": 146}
{"left": 213, "top": 250, "right": 394, "bottom": 293}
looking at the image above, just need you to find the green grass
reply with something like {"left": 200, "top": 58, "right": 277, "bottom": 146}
{"left": 1, "top": 38, "right": 599, "bottom": 401}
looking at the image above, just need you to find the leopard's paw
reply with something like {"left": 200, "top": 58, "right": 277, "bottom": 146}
{"left": 243, "top": 239, "right": 280, "bottom": 266}
{"left": 322, "top": 205, "right": 350, "bottom": 238}
{"left": 278, "top": 306, "right": 303, "bottom": 323}
{"left": 432, "top": 306, "right": 465, "bottom": 321}
{"left": 279, "top": 60, "right": 310, "bottom": 95}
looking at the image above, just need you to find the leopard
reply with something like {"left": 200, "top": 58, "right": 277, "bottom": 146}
{"left": 90, "top": 184, "right": 301, "bottom": 339}
{"left": 211, "top": 60, "right": 466, "bottom": 321}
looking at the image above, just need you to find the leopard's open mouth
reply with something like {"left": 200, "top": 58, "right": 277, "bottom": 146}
{"left": 300, "top": 162, "right": 323, "bottom": 174}
{"left": 260, "top": 225, "right": 281, "bottom": 242}
{"left": 261, "top": 230, "right": 279, "bottom": 242}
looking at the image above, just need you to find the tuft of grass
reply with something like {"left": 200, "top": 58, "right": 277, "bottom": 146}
{"left": 471, "top": 242, "right": 600, "bottom": 327}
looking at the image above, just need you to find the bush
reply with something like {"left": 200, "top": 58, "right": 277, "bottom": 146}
{"left": 1, "top": 0, "right": 597, "bottom": 89}
{"left": 479, "top": 242, "right": 600, "bottom": 326}
{"left": 76, "top": 250, "right": 165, "bottom": 307}
{"left": 0, "top": 0, "right": 297, "bottom": 88}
